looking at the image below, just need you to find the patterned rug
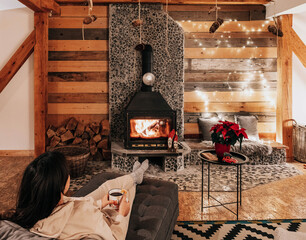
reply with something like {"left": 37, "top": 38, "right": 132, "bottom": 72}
{"left": 69, "top": 160, "right": 302, "bottom": 193}
{"left": 172, "top": 219, "right": 306, "bottom": 240}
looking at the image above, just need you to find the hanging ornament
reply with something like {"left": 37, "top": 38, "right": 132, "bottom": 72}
{"left": 209, "top": 0, "right": 223, "bottom": 33}
{"left": 209, "top": 18, "right": 224, "bottom": 33}
{"left": 83, "top": 15, "right": 97, "bottom": 25}
{"left": 134, "top": 0, "right": 145, "bottom": 51}
{"left": 82, "top": 0, "right": 98, "bottom": 40}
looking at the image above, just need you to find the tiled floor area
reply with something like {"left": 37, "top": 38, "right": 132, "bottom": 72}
{"left": 0, "top": 156, "right": 305, "bottom": 221}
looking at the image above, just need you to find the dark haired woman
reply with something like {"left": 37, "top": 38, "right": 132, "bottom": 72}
{"left": 10, "top": 151, "right": 149, "bottom": 240}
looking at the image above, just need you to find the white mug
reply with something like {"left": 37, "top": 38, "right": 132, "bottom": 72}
{"left": 108, "top": 188, "right": 127, "bottom": 209}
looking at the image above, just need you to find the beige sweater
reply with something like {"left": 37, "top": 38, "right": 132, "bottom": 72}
{"left": 30, "top": 196, "right": 124, "bottom": 240}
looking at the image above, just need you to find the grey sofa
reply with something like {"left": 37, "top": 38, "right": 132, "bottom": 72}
{"left": 0, "top": 172, "right": 179, "bottom": 240}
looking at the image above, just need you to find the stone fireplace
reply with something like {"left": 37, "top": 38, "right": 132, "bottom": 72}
{"left": 109, "top": 3, "right": 187, "bottom": 171}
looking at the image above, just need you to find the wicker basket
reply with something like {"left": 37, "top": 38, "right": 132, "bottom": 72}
{"left": 52, "top": 146, "right": 90, "bottom": 178}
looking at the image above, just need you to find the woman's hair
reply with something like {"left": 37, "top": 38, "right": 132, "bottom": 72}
{"left": 11, "top": 151, "right": 69, "bottom": 229}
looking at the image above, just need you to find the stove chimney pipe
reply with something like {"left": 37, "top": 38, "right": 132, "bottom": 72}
{"left": 141, "top": 44, "right": 153, "bottom": 92}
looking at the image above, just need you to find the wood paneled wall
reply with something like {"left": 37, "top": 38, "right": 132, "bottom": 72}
{"left": 167, "top": 5, "right": 277, "bottom": 140}
{"left": 47, "top": 4, "right": 277, "bottom": 141}
{"left": 47, "top": 5, "right": 109, "bottom": 127}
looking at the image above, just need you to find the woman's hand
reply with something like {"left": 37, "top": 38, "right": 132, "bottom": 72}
{"left": 101, "top": 194, "right": 116, "bottom": 209}
{"left": 118, "top": 194, "right": 130, "bottom": 217}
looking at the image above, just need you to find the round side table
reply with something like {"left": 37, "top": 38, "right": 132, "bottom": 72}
{"left": 198, "top": 150, "right": 249, "bottom": 220}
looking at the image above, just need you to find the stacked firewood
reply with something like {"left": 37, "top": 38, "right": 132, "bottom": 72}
{"left": 46, "top": 118, "right": 111, "bottom": 160}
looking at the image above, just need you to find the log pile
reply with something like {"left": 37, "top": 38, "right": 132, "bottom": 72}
{"left": 46, "top": 118, "right": 111, "bottom": 160}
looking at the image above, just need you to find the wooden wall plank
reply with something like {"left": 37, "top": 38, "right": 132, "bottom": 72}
{"left": 49, "top": 28, "right": 108, "bottom": 40}
{"left": 184, "top": 122, "right": 276, "bottom": 134}
{"left": 47, "top": 114, "right": 108, "bottom": 127}
{"left": 60, "top": 6, "right": 108, "bottom": 17}
{"left": 48, "top": 61, "right": 108, "bottom": 72}
{"left": 49, "top": 17, "right": 108, "bottom": 28}
{"left": 185, "top": 47, "right": 277, "bottom": 59}
{"left": 0, "top": 150, "right": 34, "bottom": 157}
{"left": 184, "top": 112, "right": 276, "bottom": 123}
{"left": 169, "top": 11, "right": 257, "bottom": 21}
{"left": 184, "top": 102, "right": 275, "bottom": 113}
{"left": 187, "top": 59, "right": 277, "bottom": 71}
{"left": 34, "top": 12, "right": 48, "bottom": 157}
{"left": 184, "top": 72, "right": 277, "bottom": 82}
{"left": 48, "top": 72, "right": 108, "bottom": 82}
{"left": 166, "top": 4, "right": 265, "bottom": 12}
{"left": 48, "top": 82, "right": 108, "bottom": 93}
{"left": 185, "top": 38, "right": 276, "bottom": 48}
{"left": 57, "top": 0, "right": 271, "bottom": 4}
{"left": 48, "top": 51, "right": 108, "bottom": 61}
{"left": 184, "top": 91, "right": 276, "bottom": 102}
{"left": 184, "top": 81, "right": 277, "bottom": 91}
{"left": 48, "top": 103, "right": 109, "bottom": 114}
{"left": 49, "top": 40, "right": 108, "bottom": 51}
{"left": 185, "top": 32, "right": 275, "bottom": 39}
{"left": 179, "top": 21, "right": 273, "bottom": 33}
{"left": 48, "top": 93, "right": 108, "bottom": 103}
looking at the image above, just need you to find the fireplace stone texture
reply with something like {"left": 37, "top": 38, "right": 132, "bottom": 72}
{"left": 109, "top": 3, "right": 184, "bottom": 142}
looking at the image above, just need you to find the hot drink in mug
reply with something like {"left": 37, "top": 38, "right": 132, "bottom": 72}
{"left": 108, "top": 188, "right": 127, "bottom": 209}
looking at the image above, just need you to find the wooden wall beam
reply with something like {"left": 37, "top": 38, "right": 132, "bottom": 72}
{"left": 290, "top": 27, "right": 306, "bottom": 68}
{"left": 0, "top": 30, "right": 35, "bottom": 94}
{"left": 34, "top": 12, "right": 48, "bottom": 158}
{"left": 276, "top": 14, "right": 293, "bottom": 161}
{"left": 55, "top": 0, "right": 271, "bottom": 4}
{"left": 18, "top": 0, "right": 60, "bottom": 15}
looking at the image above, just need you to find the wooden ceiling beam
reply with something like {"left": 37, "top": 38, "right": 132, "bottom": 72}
{"left": 290, "top": 27, "right": 306, "bottom": 68}
{"left": 0, "top": 30, "right": 35, "bottom": 94}
{"left": 18, "top": 0, "right": 61, "bottom": 14}
{"left": 55, "top": 0, "right": 271, "bottom": 5}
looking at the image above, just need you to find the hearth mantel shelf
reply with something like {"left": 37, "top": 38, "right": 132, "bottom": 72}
{"left": 111, "top": 142, "right": 191, "bottom": 157}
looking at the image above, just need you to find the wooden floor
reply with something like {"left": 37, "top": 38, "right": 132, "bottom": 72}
{"left": 0, "top": 156, "right": 305, "bottom": 221}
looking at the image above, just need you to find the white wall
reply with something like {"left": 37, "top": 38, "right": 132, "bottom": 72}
{"left": 292, "top": 12, "right": 306, "bottom": 126}
{"left": 0, "top": 7, "right": 34, "bottom": 150}
{"left": 0, "top": 0, "right": 25, "bottom": 11}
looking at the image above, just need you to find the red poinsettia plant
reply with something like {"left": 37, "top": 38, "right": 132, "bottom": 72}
{"left": 210, "top": 121, "right": 248, "bottom": 149}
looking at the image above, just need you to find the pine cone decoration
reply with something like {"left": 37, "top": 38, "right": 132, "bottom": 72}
{"left": 268, "top": 25, "right": 283, "bottom": 37}
{"left": 209, "top": 18, "right": 224, "bottom": 33}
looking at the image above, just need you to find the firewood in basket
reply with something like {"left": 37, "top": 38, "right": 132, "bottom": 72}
{"left": 92, "top": 134, "right": 102, "bottom": 143}
{"left": 50, "top": 136, "right": 60, "bottom": 147}
{"left": 90, "top": 122, "right": 100, "bottom": 135}
{"left": 75, "top": 122, "right": 85, "bottom": 137}
{"left": 97, "top": 138, "right": 108, "bottom": 150}
{"left": 72, "top": 137, "right": 82, "bottom": 145}
{"left": 201, "top": 152, "right": 218, "bottom": 161}
{"left": 56, "top": 126, "right": 67, "bottom": 136}
{"left": 102, "top": 149, "right": 111, "bottom": 160}
{"left": 66, "top": 117, "right": 78, "bottom": 131}
{"left": 81, "top": 132, "right": 90, "bottom": 140}
{"left": 61, "top": 130, "right": 74, "bottom": 142}
{"left": 85, "top": 125, "right": 95, "bottom": 138}
{"left": 46, "top": 128, "right": 56, "bottom": 139}
{"left": 89, "top": 139, "right": 97, "bottom": 155}
{"left": 100, "top": 119, "right": 110, "bottom": 136}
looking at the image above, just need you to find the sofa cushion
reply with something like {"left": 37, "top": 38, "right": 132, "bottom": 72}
{"left": 236, "top": 115, "right": 259, "bottom": 141}
{"left": 0, "top": 220, "right": 51, "bottom": 240}
{"left": 198, "top": 117, "right": 219, "bottom": 141}
{"left": 73, "top": 172, "right": 179, "bottom": 240}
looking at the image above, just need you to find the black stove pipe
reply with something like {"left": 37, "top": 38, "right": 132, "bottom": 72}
{"left": 141, "top": 44, "right": 153, "bottom": 92}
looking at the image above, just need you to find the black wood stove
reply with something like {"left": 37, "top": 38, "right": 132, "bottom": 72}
{"left": 124, "top": 45, "right": 176, "bottom": 149}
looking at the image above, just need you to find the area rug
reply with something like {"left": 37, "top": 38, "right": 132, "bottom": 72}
{"left": 172, "top": 219, "right": 306, "bottom": 240}
{"left": 69, "top": 160, "right": 302, "bottom": 193}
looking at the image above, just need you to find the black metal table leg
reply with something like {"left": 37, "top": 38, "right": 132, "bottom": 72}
{"left": 240, "top": 165, "right": 242, "bottom": 206}
{"left": 201, "top": 159, "right": 203, "bottom": 213}
{"left": 236, "top": 165, "right": 239, "bottom": 220}
{"left": 208, "top": 163, "right": 210, "bottom": 200}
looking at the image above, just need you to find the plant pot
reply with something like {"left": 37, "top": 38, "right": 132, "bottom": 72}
{"left": 215, "top": 143, "right": 231, "bottom": 161}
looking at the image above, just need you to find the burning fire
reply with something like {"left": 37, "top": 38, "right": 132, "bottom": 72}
{"left": 130, "top": 119, "right": 170, "bottom": 139}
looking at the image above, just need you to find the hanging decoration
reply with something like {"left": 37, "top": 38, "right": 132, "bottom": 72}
{"left": 209, "top": 0, "right": 224, "bottom": 33}
{"left": 209, "top": 0, "right": 223, "bottom": 33}
{"left": 82, "top": 0, "right": 97, "bottom": 40}
{"left": 134, "top": 0, "right": 145, "bottom": 51}
{"left": 268, "top": 17, "right": 283, "bottom": 37}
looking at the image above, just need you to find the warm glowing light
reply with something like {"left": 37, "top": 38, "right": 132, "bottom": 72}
{"left": 130, "top": 119, "right": 170, "bottom": 139}
{"left": 238, "top": 23, "right": 241, "bottom": 26}
{"left": 187, "top": 20, "right": 191, "bottom": 22}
